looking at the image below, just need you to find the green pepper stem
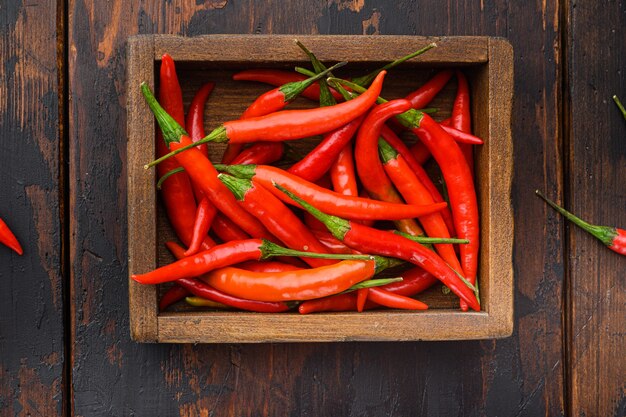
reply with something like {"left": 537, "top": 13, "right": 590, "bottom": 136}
{"left": 217, "top": 173, "right": 251, "bottom": 201}
{"left": 156, "top": 167, "right": 185, "bottom": 189}
{"left": 351, "top": 43, "right": 437, "bottom": 87}
{"left": 273, "top": 184, "right": 351, "bottom": 241}
{"left": 281, "top": 61, "right": 346, "bottom": 102}
{"left": 378, "top": 138, "right": 399, "bottom": 163}
{"left": 342, "top": 277, "right": 404, "bottom": 293}
{"left": 144, "top": 125, "right": 227, "bottom": 169}
{"left": 535, "top": 190, "right": 616, "bottom": 246}
{"left": 213, "top": 163, "right": 256, "bottom": 180}
{"left": 293, "top": 40, "right": 338, "bottom": 107}
{"left": 394, "top": 231, "right": 470, "bottom": 245}
{"left": 140, "top": 82, "right": 188, "bottom": 146}
{"left": 613, "top": 95, "right": 626, "bottom": 121}
{"left": 259, "top": 239, "right": 373, "bottom": 261}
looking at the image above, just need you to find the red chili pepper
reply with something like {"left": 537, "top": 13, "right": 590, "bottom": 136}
{"left": 185, "top": 82, "right": 215, "bottom": 156}
{"left": 142, "top": 83, "right": 274, "bottom": 241}
{"left": 409, "top": 141, "right": 431, "bottom": 165}
{"left": 153, "top": 72, "right": 387, "bottom": 163}
{"left": 451, "top": 71, "right": 474, "bottom": 174}
{"left": 217, "top": 174, "right": 339, "bottom": 268}
{"left": 536, "top": 190, "right": 626, "bottom": 255}
{"left": 367, "top": 287, "right": 428, "bottom": 310}
{"left": 159, "top": 285, "right": 189, "bottom": 311}
{"left": 440, "top": 117, "right": 452, "bottom": 126}
{"left": 204, "top": 260, "right": 376, "bottom": 302}
{"left": 411, "top": 115, "right": 480, "bottom": 291}
{"left": 330, "top": 143, "right": 358, "bottom": 196}
{"left": 378, "top": 139, "right": 463, "bottom": 274}
{"left": 155, "top": 54, "right": 199, "bottom": 248}
{"left": 184, "top": 197, "right": 217, "bottom": 256}
{"left": 234, "top": 261, "right": 303, "bottom": 273}
{"left": 405, "top": 70, "right": 454, "bottom": 109}
{"left": 211, "top": 214, "right": 250, "bottom": 242}
{"left": 312, "top": 230, "right": 362, "bottom": 255}
{"left": 133, "top": 238, "right": 370, "bottom": 285}
{"left": 379, "top": 124, "right": 457, "bottom": 236}
{"left": 287, "top": 115, "right": 364, "bottom": 182}
{"left": 0, "top": 217, "right": 23, "bottom": 255}
{"left": 356, "top": 288, "right": 369, "bottom": 312}
{"left": 232, "top": 69, "right": 343, "bottom": 101}
{"left": 298, "top": 266, "right": 437, "bottom": 314}
{"left": 278, "top": 186, "right": 480, "bottom": 311}
{"left": 230, "top": 142, "right": 284, "bottom": 165}
{"left": 215, "top": 164, "right": 447, "bottom": 221}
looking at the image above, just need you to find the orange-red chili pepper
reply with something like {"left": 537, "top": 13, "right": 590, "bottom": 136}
{"left": 367, "top": 287, "right": 428, "bottom": 310}
{"left": 211, "top": 214, "right": 250, "bottom": 242}
{"left": 356, "top": 288, "right": 369, "bottom": 312}
{"left": 0, "top": 217, "right": 23, "bottom": 255}
{"left": 330, "top": 143, "right": 358, "bottom": 196}
{"left": 234, "top": 260, "right": 303, "bottom": 273}
{"left": 279, "top": 186, "right": 480, "bottom": 311}
{"left": 409, "top": 141, "right": 431, "bottom": 165}
{"left": 204, "top": 260, "right": 376, "bottom": 302}
{"left": 406, "top": 70, "right": 454, "bottom": 109}
{"left": 451, "top": 71, "right": 474, "bottom": 175}
{"left": 232, "top": 69, "right": 343, "bottom": 101}
{"left": 379, "top": 139, "right": 463, "bottom": 273}
{"left": 159, "top": 285, "right": 189, "bottom": 311}
{"left": 142, "top": 83, "right": 274, "bottom": 241}
{"left": 312, "top": 230, "right": 362, "bottom": 255}
{"left": 536, "top": 190, "right": 626, "bottom": 256}
{"left": 216, "top": 164, "right": 446, "bottom": 221}
{"left": 184, "top": 197, "right": 217, "bottom": 256}
{"left": 217, "top": 174, "right": 338, "bottom": 268}
{"left": 186, "top": 82, "right": 215, "bottom": 156}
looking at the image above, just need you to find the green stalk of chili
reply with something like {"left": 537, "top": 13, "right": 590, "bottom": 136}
{"left": 147, "top": 71, "right": 388, "bottom": 166}
{"left": 613, "top": 95, "right": 626, "bottom": 120}
{"left": 132, "top": 238, "right": 376, "bottom": 285}
{"left": 276, "top": 185, "right": 480, "bottom": 311}
{"left": 142, "top": 83, "right": 274, "bottom": 241}
{"left": 232, "top": 69, "right": 343, "bottom": 101}
{"left": 214, "top": 164, "right": 447, "bottom": 221}
{"left": 536, "top": 190, "right": 626, "bottom": 255}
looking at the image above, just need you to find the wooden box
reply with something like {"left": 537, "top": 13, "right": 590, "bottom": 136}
{"left": 127, "top": 35, "right": 514, "bottom": 343}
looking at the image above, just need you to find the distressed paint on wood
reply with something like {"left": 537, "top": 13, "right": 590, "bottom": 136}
{"left": 0, "top": 1, "right": 64, "bottom": 416}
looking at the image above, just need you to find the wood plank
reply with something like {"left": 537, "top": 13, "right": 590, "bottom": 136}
{"left": 69, "top": 0, "right": 564, "bottom": 415}
{"left": 566, "top": 1, "right": 626, "bottom": 415}
{"left": 0, "top": 1, "right": 64, "bottom": 416}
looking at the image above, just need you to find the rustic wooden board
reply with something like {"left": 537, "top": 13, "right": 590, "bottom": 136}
{"left": 566, "top": 1, "right": 626, "bottom": 416}
{"left": 0, "top": 0, "right": 65, "bottom": 416}
{"left": 68, "top": 0, "right": 565, "bottom": 415}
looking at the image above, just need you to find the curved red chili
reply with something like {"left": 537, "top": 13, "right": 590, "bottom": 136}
{"left": 232, "top": 69, "right": 343, "bottom": 101}
{"left": 186, "top": 82, "right": 215, "bottom": 156}
{"left": 217, "top": 174, "right": 338, "bottom": 268}
{"left": 405, "top": 70, "right": 454, "bottom": 109}
{"left": 216, "top": 164, "right": 447, "bottom": 221}
{"left": 536, "top": 190, "right": 626, "bottom": 256}
{"left": 0, "top": 217, "right": 23, "bottom": 255}
{"left": 230, "top": 142, "right": 284, "bottom": 165}
{"left": 451, "top": 71, "right": 474, "bottom": 174}
{"left": 184, "top": 197, "right": 217, "bottom": 257}
{"left": 159, "top": 285, "right": 189, "bottom": 311}
{"left": 356, "top": 288, "right": 369, "bottom": 312}
{"left": 287, "top": 115, "right": 364, "bottom": 182}
{"left": 211, "top": 213, "right": 249, "bottom": 242}
{"left": 204, "top": 260, "right": 376, "bottom": 302}
{"left": 279, "top": 186, "right": 480, "bottom": 311}
{"left": 411, "top": 115, "right": 480, "bottom": 287}
{"left": 330, "top": 143, "right": 358, "bottom": 196}
{"left": 312, "top": 230, "right": 362, "bottom": 255}
{"left": 379, "top": 139, "right": 463, "bottom": 274}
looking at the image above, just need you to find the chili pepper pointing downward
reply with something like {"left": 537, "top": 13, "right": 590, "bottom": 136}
{"left": 0, "top": 217, "right": 23, "bottom": 255}
{"left": 536, "top": 190, "right": 626, "bottom": 255}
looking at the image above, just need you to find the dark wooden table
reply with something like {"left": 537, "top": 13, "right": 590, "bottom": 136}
{"left": 1, "top": 1, "right": 624, "bottom": 416}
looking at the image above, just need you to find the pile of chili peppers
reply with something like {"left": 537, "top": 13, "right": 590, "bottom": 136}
{"left": 133, "top": 42, "right": 493, "bottom": 314}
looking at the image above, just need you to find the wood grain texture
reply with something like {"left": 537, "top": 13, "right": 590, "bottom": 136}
{"left": 566, "top": 1, "right": 626, "bottom": 416}
{"left": 0, "top": 1, "right": 64, "bottom": 416}
{"left": 127, "top": 35, "right": 514, "bottom": 343}
{"left": 69, "top": 0, "right": 564, "bottom": 415}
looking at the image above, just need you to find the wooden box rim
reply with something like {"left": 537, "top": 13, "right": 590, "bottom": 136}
{"left": 126, "top": 34, "right": 514, "bottom": 343}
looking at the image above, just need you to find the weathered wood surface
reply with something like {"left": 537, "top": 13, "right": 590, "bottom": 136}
{"left": 68, "top": 0, "right": 564, "bottom": 415}
{"left": 566, "top": 1, "right": 626, "bottom": 416}
{"left": 0, "top": 0, "right": 65, "bottom": 416}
